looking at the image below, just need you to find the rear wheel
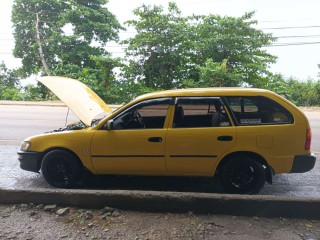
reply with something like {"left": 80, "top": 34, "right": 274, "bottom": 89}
{"left": 41, "top": 150, "right": 83, "bottom": 188}
{"left": 220, "top": 156, "right": 265, "bottom": 194}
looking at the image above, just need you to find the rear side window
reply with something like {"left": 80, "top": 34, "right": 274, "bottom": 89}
{"left": 225, "top": 96, "right": 293, "bottom": 125}
{"left": 173, "top": 97, "right": 231, "bottom": 128}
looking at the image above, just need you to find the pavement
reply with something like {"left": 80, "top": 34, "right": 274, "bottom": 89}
{"left": 0, "top": 100, "right": 319, "bottom": 219}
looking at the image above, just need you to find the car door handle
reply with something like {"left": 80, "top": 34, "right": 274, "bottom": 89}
{"left": 148, "top": 137, "right": 162, "bottom": 142}
{"left": 217, "top": 136, "right": 233, "bottom": 141}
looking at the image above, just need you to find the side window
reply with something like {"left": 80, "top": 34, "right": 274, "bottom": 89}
{"left": 112, "top": 98, "right": 171, "bottom": 130}
{"left": 173, "top": 97, "right": 231, "bottom": 128}
{"left": 226, "top": 96, "right": 293, "bottom": 125}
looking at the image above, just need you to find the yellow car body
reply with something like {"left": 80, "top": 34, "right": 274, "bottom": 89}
{"left": 18, "top": 77, "right": 316, "bottom": 194}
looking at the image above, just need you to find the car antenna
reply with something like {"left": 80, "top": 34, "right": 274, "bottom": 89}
{"left": 65, "top": 107, "right": 70, "bottom": 127}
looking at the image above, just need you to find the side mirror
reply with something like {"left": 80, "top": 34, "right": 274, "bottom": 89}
{"left": 104, "top": 119, "right": 114, "bottom": 130}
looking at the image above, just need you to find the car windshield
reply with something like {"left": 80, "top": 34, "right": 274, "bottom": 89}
{"left": 91, "top": 104, "right": 125, "bottom": 126}
{"left": 91, "top": 112, "right": 112, "bottom": 126}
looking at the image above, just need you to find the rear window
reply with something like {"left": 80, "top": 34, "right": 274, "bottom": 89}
{"left": 225, "top": 96, "right": 293, "bottom": 125}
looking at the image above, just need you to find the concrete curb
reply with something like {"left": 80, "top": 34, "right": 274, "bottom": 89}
{"left": 1, "top": 188, "right": 320, "bottom": 219}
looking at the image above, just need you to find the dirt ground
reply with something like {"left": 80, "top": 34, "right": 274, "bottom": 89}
{"left": 1, "top": 203, "right": 320, "bottom": 240}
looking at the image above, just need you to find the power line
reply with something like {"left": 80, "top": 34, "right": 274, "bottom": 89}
{"left": 276, "top": 34, "right": 320, "bottom": 38}
{"left": 3, "top": 39, "right": 320, "bottom": 55}
{"left": 267, "top": 41, "right": 320, "bottom": 47}
{"left": 259, "top": 19, "right": 317, "bottom": 23}
{"left": 2, "top": 40, "right": 320, "bottom": 55}
{"left": 3, "top": 34, "right": 320, "bottom": 42}
{"left": 262, "top": 25, "right": 320, "bottom": 30}
{"left": 3, "top": 23, "right": 320, "bottom": 35}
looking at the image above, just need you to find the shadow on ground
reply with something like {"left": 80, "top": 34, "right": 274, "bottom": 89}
{"left": 80, "top": 174, "right": 225, "bottom": 193}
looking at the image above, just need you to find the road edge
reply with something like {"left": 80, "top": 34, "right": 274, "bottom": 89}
{"left": 1, "top": 188, "right": 320, "bottom": 219}
{"left": 0, "top": 100, "right": 122, "bottom": 109}
{"left": 1, "top": 100, "right": 319, "bottom": 112}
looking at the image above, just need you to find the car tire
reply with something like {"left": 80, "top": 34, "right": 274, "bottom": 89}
{"left": 220, "top": 156, "right": 265, "bottom": 194}
{"left": 41, "top": 150, "right": 83, "bottom": 188}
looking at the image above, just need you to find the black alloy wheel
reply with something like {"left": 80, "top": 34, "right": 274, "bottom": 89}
{"left": 41, "top": 150, "right": 82, "bottom": 188}
{"left": 220, "top": 156, "right": 266, "bottom": 194}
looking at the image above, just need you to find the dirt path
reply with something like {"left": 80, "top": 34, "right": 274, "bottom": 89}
{"left": 1, "top": 203, "right": 320, "bottom": 240}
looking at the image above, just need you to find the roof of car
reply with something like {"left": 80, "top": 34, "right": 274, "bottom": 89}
{"left": 134, "top": 87, "right": 273, "bottom": 101}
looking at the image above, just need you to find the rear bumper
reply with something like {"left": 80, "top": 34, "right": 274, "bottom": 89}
{"left": 17, "top": 151, "right": 43, "bottom": 173}
{"left": 290, "top": 153, "right": 317, "bottom": 173}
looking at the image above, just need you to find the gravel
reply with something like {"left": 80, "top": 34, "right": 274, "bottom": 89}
{"left": 1, "top": 203, "right": 320, "bottom": 240}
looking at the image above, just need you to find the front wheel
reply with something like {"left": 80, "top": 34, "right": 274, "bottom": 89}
{"left": 41, "top": 150, "right": 83, "bottom": 188}
{"left": 220, "top": 156, "right": 265, "bottom": 194}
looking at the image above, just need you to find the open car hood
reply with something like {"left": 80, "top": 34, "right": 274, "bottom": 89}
{"left": 38, "top": 76, "right": 112, "bottom": 126}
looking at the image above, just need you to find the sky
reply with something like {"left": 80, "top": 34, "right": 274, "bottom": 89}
{"left": 1, "top": 0, "right": 320, "bottom": 82}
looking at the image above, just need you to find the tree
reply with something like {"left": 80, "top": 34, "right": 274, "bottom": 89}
{"left": 122, "top": 3, "right": 191, "bottom": 90}
{"left": 122, "top": 3, "right": 276, "bottom": 91}
{"left": 12, "top": 0, "right": 123, "bottom": 79}
{"left": 192, "top": 59, "right": 240, "bottom": 87}
{"left": 12, "top": 1, "right": 62, "bottom": 76}
{"left": 286, "top": 78, "right": 320, "bottom": 106}
{"left": 78, "top": 54, "right": 127, "bottom": 103}
{"left": 0, "top": 62, "right": 22, "bottom": 100}
{"left": 190, "top": 12, "right": 276, "bottom": 88}
{"left": 265, "top": 73, "right": 289, "bottom": 98}
{"left": 0, "top": 62, "right": 19, "bottom": 88}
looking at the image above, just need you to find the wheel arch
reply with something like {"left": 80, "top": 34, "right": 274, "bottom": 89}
{"left": 38, "top": 147, "right": 84, "bottom": 170}
{"left": 216, "top": 151, "right": 273, "bottom": 184}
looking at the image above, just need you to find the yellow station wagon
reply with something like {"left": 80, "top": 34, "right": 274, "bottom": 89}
{"left": 18, "top": 76, "right": 316, "bottom": 194}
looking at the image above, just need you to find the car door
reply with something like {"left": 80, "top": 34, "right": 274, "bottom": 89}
{"left": 165, "top": 97, "right": 236, "bottom": 174}
{"left": 90, "top": 98, "right": 172, "bottom": 173}
{"left": 225, "top": 96, "right": 297, "bottom": 173}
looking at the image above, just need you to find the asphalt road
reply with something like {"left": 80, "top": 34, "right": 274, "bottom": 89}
{"left": 0, "top": 104, "right": 319, "bottom": 197}
{"left": 0, "top": 105, "right": 79, "bottom": 145}
{"left": 308, "top": 111, "right": 320, "bottom": 153}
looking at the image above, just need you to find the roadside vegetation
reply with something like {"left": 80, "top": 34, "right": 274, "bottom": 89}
{"left": 1, "top": 0, "right": 319, "bottom": 106}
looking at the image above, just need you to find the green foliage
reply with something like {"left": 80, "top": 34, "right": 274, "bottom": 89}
{"left": 11, "top": 0, "right": 123, "bottom": 101}
{"left": 22, "top": 84, "right": 47, "bottom": 101}
{"left": 77, "top": 55, "right": 136, "bottom": 103}
{"left": 186, "top": 59, "right": 240, "bottom": 87}
{"left": 286, "top": 79, "right": 320, "bottom": 106}
{"left": 190, "top": 12, "right": 276, "bottom": 88}
{"left": 7, "top": 1, "right": 320, "bottom": 106}
{"left": 12, "top": 0, "right": 65, "bottom": 76}
{"left": 0, "top": 88, "right": 24, "bottom": 101}
{"left": 122, "top": 3, "right": 190, "bottom": 90}
{"left": 0, "top": 62, "right": 20, "bottom": 88}
{"left": 262, "top": 74, "right": 320, "bottom": 106}
{"left": 12, "top": 0, "right": 123, "bottom": 77}
{"left": 265, "top": 73, "right": 289, "bottom": 98}
{"left": 0, "top": 62, "right": 23, "bottom": 100}
{"left": 62, "top": 0, "right": 122, "bottom": 45}
{"left": 122, "top": 3, "right": 276, "bottom": 91}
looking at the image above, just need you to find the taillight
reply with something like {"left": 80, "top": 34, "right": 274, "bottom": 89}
{"left": 305, "top": 129, "right": 312, "bottom": 150}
